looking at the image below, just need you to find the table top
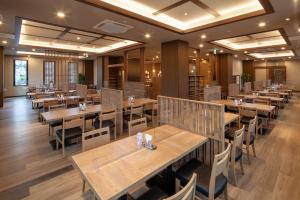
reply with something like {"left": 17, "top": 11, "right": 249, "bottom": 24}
{"left": 240, "top": 94, "right": 284, "bottom": 102}
{"left": 224, "top": 112, "right": 239, "bottom": 125}
{"left": 41, "top": 104, "right": 115, "bottom": 122}
{"left": 72, "top": 125, "right": 208, "bottom": 200}
{"left": 32, "top": 96, "right": 81, "bottom": 104}
{"left": 258, "top": 91, "right": 288, "bottom": 96}
{"left": 123, "top": 98, "right": 157, "bottom": 108}
{"left": 211, "top": 99, "right": 275, "bottom": 112}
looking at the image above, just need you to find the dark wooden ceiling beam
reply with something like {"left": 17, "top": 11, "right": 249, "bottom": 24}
{"left": 190, "top": 0, "right": 220, "bottom": 17}
{"left": 57, "top": 28, "right": 71, "bottom": 39}
{"left": 153, "top": 0, "right": 190, "bottom": 15}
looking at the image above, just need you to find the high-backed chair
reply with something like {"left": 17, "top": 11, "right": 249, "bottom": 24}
{"left": 243, "top": 117, "right": 257, "bottom": 164}
{"left": 253, "top": 98, "right": 271, "bottom": 127}
{"left": 128, "top": 117, "right": 147, "bottom": 136}
{"left": 65, "top": 98, "right": 79, "bottom": 108}
{"left": 230, "top": 125, "right": 245, "bottom": 186}
{"left": 144, "top": 102, "right": 158, "bottom": 127}
{"left": 82, "top": 127, "right": 110, "bottom": 193}
{"left": 55, "top": 116, "right": 83, "bottom": 157}
{"left": 100, "top": 109, "right": 117, "bottom": 140}
{"left": 48, "top": 103, "right": 65, "bottom": 140}
{"left": 125, "top": 104, "right": 144, "bottom": 122}
{"left": 239, "top": 107, "right": 262, "bottom": 138}
{"left": 175, "top": 144, "right": 231, "bottom": 200}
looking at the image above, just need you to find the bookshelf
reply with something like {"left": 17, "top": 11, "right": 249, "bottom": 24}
{"left": 188, "top": 75, "right": 204, "bottom": 100}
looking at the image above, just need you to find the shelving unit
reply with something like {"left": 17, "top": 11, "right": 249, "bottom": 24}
{"left": 108, "top": 64, "right": 123, "bottom": 90}
{"left": 188, "top": 75, "right": 204, "bottom": 100}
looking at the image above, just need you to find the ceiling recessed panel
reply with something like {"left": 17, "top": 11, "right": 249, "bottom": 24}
{"left": 212, "top": 30, "right": 287, "bottom": 50}
{"left": 18, "top": 19, "right": 141, "bottom": 54}
{"left": 249, "top": 50, "right": 294, "bottom": 58}
{"left": 83, "top": 0, "right": 268, "bottom": 33}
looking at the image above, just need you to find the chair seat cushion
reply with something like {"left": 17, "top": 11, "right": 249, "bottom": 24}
{"left": 235, "top": 148, "right": 243, "bottom": 161}
{"left": 134, "top": 186, "right": 168, "bottom": 200}
{"left": 243, "top": 135, "right": 255, "bottom": 145}
{"left": 240, "top": 116, "right": 253, "bottom": 124}
{"left": 85, "top": 113, "right": 98, "bottom": 120}
{"left": 49, "top": 120, "right": 63, "bottom": 127}
{"left": 144, "top": 109, "right": 157, "bottom": 116}
{"left": 102, "top": 120, "right": 115, "bottom": 128}
{"left": 56, "top": 127, "right": 82, "bottom": 141}
{"left": 123, "top": 114, "right": 142, "bottom": 122}
{"left": 176, "top": 159, "right": 227, "bottom": 198}
{"left": 224, "top": 128, "right": 238, "bottom": 141}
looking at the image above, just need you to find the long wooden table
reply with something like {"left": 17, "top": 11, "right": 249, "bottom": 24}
{"left": 224, "top": 112, "right": 239, "bottom": 125}
{"left": 123, "top": 98, "right": 157, "bottom": 109}
{"left": 32, "top": 96, "right": 81, "bottom": 108}
{"left": 41, "top": 104, "right": 115, "bottom": 122}
{"left": 211, "top": 99, "right": 275, "bottom": 113}
{"left": 72, "top": 125, "right": 208, "bottom": 200}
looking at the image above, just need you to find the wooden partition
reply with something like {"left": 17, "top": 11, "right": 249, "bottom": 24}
{"left": 203, "top": 86, "right": 221, "bottom": 101}
{"left": 267, "top": 80, "right": 271, "bottom": 87}
{"left": 124, "top": 81, "right": 145, "bottom": 98}
{"left": 228, "top": 83, "right": 240, "bottom": 97}
{"left": 254, "top": 81, "right": 264, "bottom": 91}
{"left": 244, "top": 82, "right": 252, "bottom": 94}
{"left": 158, "top": 96, "right": 225, "bottom": 151}
{"left": 101, "top": 88, "right": 123, "bottom": 135}
{"left": 76, "top": 84, "right": 87, "bottom": 99}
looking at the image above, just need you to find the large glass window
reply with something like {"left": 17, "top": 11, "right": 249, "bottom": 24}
{"left": 14, "top": 59, "right": 28, "bottom": 86}
{"left": 43, "top": 61, "right": 55, "bottom": 86}
{"left": 68, "top": 62, "right": 78, "bottom": 84}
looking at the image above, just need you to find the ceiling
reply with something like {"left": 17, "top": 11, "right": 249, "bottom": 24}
{"left": 0, "top": 0, "right": 299, "bottom": 61}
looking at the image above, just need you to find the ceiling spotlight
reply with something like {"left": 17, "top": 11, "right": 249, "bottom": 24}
{"left": 155, "top": 55, "right": 159, "bottom": 59}
{"left": 220, "top": 50, "right": 224, "bottom": 53}
{"left": 201, "top": 34, "right": 207, "bottom": 39}
{"left": 285, "top": 18, "right": 290, "bottom": 21}
{"left": 298, "top": 28, "right": 300, "bottom": 32}
{"left": 57, "top": 12, "right": 65, "bottom": 18}
{"left": 244, "top": 51, "right": 248, "bottom": 54}
{"left": 281, "top": 47, "right": 286, "bottom": 50}
{"left": 206, "top": 53, "right": 209, "bottom": 56}
{"left": 0, "top": 14, "right": 3, "bottom": 25}
{"left": 193, "top": 50, "right": 197, "bottom": 54}
{"left": 77, "top": 37, "right": 81, "bottom": 40}
{"left": 184, "top": 12, "right": 188, "bottom": 16}
{"left": 288, "top": 57, "right": 292, "bottom": 59}
{"left": 234, "top": 54, "right": 238, "bottom": 58}
{"left": 199, "top": 44, "right": 204, "bottom": 48}
{"left": 2, "top": 40, "right": 7, "bottom": 44}
{"left": 145, "top": 33, "right": 151, "bottom": 38}
{"left": 258, "top": 22, "right": 266, "bottom": 27}
{"left": 32, "top": 48, "right": 36, "bottom": 52}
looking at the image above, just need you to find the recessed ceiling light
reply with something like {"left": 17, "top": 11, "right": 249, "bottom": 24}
{"left": 285, "top": 18, "right": 290, "bottom": 21}
{"left": 2, "top": 40, "right": 7, "bottom": 44}
{"left": 281, "top": 47, "right": 286, "bottom": 50}
{"left": 234, "top": 54, "right": 238, "bottom": 58}
{"left": 244, "top": 51, "right": 248, "bottom": 54}
{"left": 258, "top": 22, "right": 266, "bottom": 27}
{"left": 155, "top": 55, "right": 159, "bottom": 59}
{"left": 32, "top": 48, "right": 36, "bottom": 52}
{"left": 0, "top": 21, "right": 2, "bottom": 25}
{"left": 77, "top": 37, "right": 81, "bottom": 40}
{"left": 184, "top": 12, "right": 188, "bottom": 16}
{"left": 199, "top": 44, "right": 204, "bottom": 48}
{"left": 220, "top": 50, "right": 224, "bottom": 53}
{"left": 193, "top": 50, "right": 197, "bottom": 54}
{"left": 57, "top": 12, "right": 65, "bottom": 18}
{"left": 206, "top": 53, "right": 209, "bottom": 56}
{"left": 145, "top": 33, "right": 151, "bottom": 38}
{"left": 201, "top": 34, "right": 207, "bottom": 39}
{"left": 0, "top": 14, "right": 3, "bottom": 25}
{"left": 298, "top": 28, "right": 300, "bottom": 32}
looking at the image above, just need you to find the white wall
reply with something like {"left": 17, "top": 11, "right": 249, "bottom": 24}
{"left": 255, "top": 69, "right": 267, "bottom": 81}
{"left": 285, "top": 61, "right": 300, "bottom": 91}
{"left": 232, "top": 58, "right": 243, "bottom": 76}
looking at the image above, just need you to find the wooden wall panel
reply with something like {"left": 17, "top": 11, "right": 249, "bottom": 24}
{"left": 243, "top": 60, "right": 255, "bottom": 81}
{"left": 0, "top": 46, "right": 3, "bottom": 107}
{"left": 103, "top": 56, "right": 109, "bottom": 87}
{"left": 218, "top": 54, "right": 234, "bottom": 96}
{"left": 161, "top": 40, "right": 189, "bottom": 98}
{"left": 84, "top": 60, "right": 94, "bottom": 85}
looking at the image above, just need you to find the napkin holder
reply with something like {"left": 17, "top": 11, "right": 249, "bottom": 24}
{"left": 144, "top": 134, "right": 157, "bottom": 150}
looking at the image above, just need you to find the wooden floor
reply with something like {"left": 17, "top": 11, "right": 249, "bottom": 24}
{"left": 0, "top": 95, "right": 300, "bottom": 199}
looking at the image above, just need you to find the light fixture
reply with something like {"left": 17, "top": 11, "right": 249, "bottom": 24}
{"left": 249, "top": 50, "right": 294, "bottom": 58}
{"left": 0, "top": 14, "right": 3, "bottom": 25}
{"left": 32, "top": 48, "right": 36, "bottom": 52}
{"left": 201, "top": 34, "right": 206, "bottom": 39}
{"left": 184, "top": 12, "right": 188, "bottom": 16}
{"left": 234, "top": 54, "right": 238, "bottom": 58}
{"left": 76, "top": 37, "right": 81, "bottom": 40}
{"left": 244, "top": 51, "right": 248, "bottom": 54}
{"left": 57, "top": 12, "right": 65, "bottom": 18}
{"left": 2, "top": 40, "right": 7, "bottom": 44}
{"left": 281, "top": 47, "right": 286, "bottom": 50}
{"left": 220, "top": 50, "right": 224, "bottom": 53}
{"left": 155, "top": 55, "right": 159, "bottom": 59}
{"left": 285, "top": 18, "right": 290, "bottom": 21}
{"left": 258, "top": 22, "right": 266, "bottom": 27}
{"left": 206, "top": 53, "right": 209, "bottom": 56}
{"left": 199, "top": 44, "right": 204, "bottom": 48}
{"left": 193, "top": 50, "right": 197, "bottom": 54}
{"left": 145, "top": 33, "right": 151, "bottom": 38}
{"left": 298, "top": 28, "right": 300, "bottom": 32}
{"left": 288, "top": 57, "right": 292, "bottom": 59}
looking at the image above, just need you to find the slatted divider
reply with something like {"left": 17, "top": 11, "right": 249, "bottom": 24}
{"left": 158, "top": 96, "right": 225, "bottom": 165}
{"left": 244, "top": 82, "right": 252, "bottom": 94}
{"left": 228, "top": 83, "right": 240, "bottom": 97}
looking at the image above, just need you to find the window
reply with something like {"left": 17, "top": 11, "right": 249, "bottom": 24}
{"left": 68, "top": 62, "right": 78, "bottom": 84}
{"left": 14, "top": 59, "right": 28, "bottom": 86}
{"left": 43, "top": 61, "right": 55, "bottom": 86}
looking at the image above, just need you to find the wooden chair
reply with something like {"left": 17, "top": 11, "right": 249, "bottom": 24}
{"left": 65, "top": 98, "right": 79, "bottom": 108}
{"left": 230, "top": 125, "right": 245, "bottom": 186}
{"left": 100, "top": 109, "right": 117, "bottom": 140}
{"left": 128, "top": 117, "right": 147, "bottom": 136}
{"left": 144, "top": 102, "right": 158, "bottom": 127}
{"left": 239, "top": 107, "right": 262, "bottom": 138}
{"left": 132, "top": 173, "right": 197, "bottom": 200}
{"left": 125, "top": 104, "right": 144, "bottom": 121}
{"left": 253, "top": 98, "right": 271, "bottom": 127}
{"left": 243, "top": 117, "right": 257, "bottom": 164}
{"left": 55, "top": 116, "right": 83, "bottom": 157}
{"left": 43, "top": 99, "right": 59, "bottom": 112}
{"left": 48, "top": 103, "right": 65, "bottom": 140}
{"left": 175, "top": 144, "right": 231, "bottom": 200}
{"left": 82, "top": 127, "right": 110, "bottom": 193}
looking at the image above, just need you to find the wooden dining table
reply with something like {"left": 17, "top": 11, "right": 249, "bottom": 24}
{"left": 224, "top": 112, "right": 239, "bottom": 126}
{"left": 211, "top": 99, "right": 275, "bottom": 113}
{"left": 72, "top": 125, "right": 208, "bottom": 200}
{"left": 32, "top": 96, "right": 81, "bottom": 108}
{"left": 123, "top": 98, "right": 157, "bottom": 109}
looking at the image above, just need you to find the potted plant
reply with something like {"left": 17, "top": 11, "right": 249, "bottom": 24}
{"left": 241, "top": 73, "right": 251, "bottom": 86}
{"left": 77, "top": 73, "right": 85, "bottom": 84}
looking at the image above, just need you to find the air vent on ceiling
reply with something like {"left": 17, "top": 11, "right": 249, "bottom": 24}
{"left": 93, "top": 19, "right": 133, "bottom": 34}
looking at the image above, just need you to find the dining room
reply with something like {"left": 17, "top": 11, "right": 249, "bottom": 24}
{"left": 1, "top": 0, "right": 300, "bottom": 200}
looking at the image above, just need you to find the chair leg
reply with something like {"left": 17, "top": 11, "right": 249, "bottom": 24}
{"left": 175, "top": 178, "right": 180, "bottom": 193}
{"left": 246, "top": 147, "right": 251, "bottom": 164}
{"left": 239, "top": 158, "right": 245, "bottom": 175}
{"left": 232, "top": 163, "right": 237, "bottom": 186}
{"left": 56, "top": 139, "right": 58, "bottom": 150}
{"left": 82, "top": 179, "right": 86, "bottom": 193}
{"left": 224, "top": 185, "right": 228, "bottom": 200}
{"left": 252, "top": 143, "right": 256, "bottom": 157}
{"left": 62, "top": 141, "right": 65, "bottom": 157}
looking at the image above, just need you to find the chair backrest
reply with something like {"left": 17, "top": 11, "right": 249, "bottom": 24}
{"left": 268, "top": 93, "right": 280, "bottom": 97}
{"left": 48, "top": 103, "right": 65, "bottom": 111}
{"left": 100, "top": 109, "right": 117, "bottom": 121}
{"left": 164, "top": 173, "right": 197, "bottom": 200}
{"left": 254, "top": 98, "right": 270, "bottom": 105}
{"left": 128, "top": 117, "right": 147, "bottom": 136}
{"left": 239, "top": 107, "right": 257, "bottom": 118}
{"left": 63, "top": 116, "right": 83, "bottom": 131}
{"left": 65, "top": 98, "right": 79, "bottom": 108}
{"left": 231, "top": 126, "right": 245, "bottom": 165}
{"left": 209, "top": 143, "right": 231, "bottom": 200}
{"left": 44, "top": 99, "right": 59, "bottom": 110}
{"left": 82, "top": 127, "right": 110, "bottom": 151}
{"left": 130, "top": 104, "right": 144, "bottom": 120}
{"left": 245, "top": 117, "right": 257, "bottom": 146}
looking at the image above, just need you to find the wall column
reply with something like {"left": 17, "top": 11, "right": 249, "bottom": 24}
{"left": 218, "top": 53, "right": 234, "bottom": 96}
{"left": 161, "top": 40, "right": 189, "bottom": 98}
{"left": 0, "top": 46, "right": 3, "bottom": 107}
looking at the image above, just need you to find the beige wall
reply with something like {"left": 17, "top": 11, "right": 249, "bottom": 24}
{"left": 4, "top": 56, "right": 84, "bottom": 97}
{"left": 285, "top": 61, "right": 300, "bottom": 91}
{"left": 232, "top": 58, "right": 243, "bottom": 76}
{"left": 255, "top": 68, "right": 267, "bottom": 81}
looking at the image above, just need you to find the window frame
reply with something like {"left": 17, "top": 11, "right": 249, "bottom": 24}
{"left": 43, "top": 60, "right": 56, "bottom": 85}
{"left": 13, "top": 59, "right": 28, "bottom": 86}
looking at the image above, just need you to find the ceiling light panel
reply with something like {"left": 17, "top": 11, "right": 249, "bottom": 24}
{"left": 212, "top": 30, "right": 287, "bottom": 50}
{"left": 18, "top": 19, "right": 140, "bottom": 54}
{"left": 88, "top": 0, "right": 265, "bottom": 32}
{"left": 249, "top": 50, "right": 294, "bottom": 58}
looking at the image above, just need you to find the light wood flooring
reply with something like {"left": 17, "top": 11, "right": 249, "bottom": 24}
{"left": 0, "top": 95, "right": 300, "bottom": 199}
